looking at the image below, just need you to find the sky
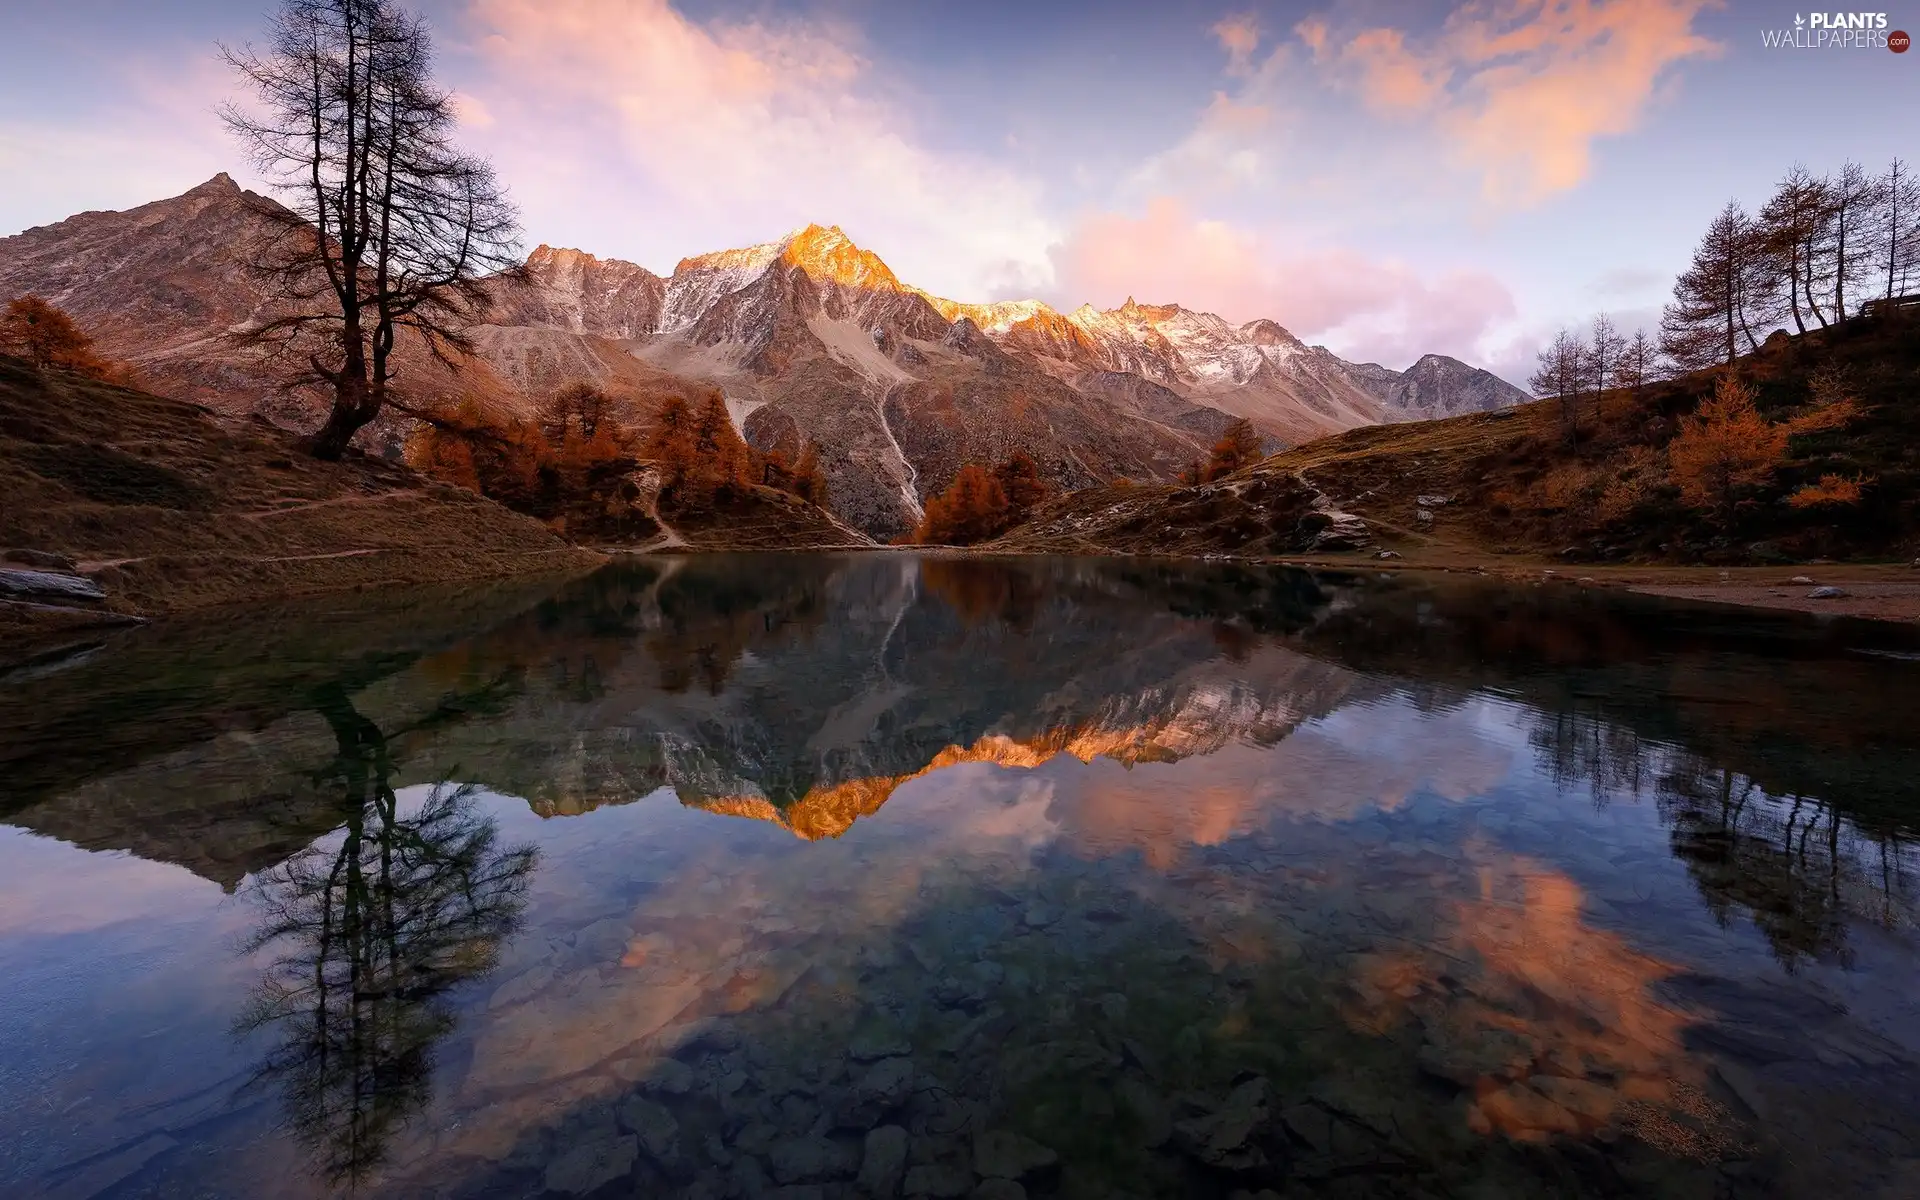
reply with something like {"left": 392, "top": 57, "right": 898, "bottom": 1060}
{"left": 2, "top": 0, "right": 1916, "bottom": 382}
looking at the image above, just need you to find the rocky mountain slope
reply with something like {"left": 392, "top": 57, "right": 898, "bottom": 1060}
{"left": 995, "top": 315, "right": 1920, "bottom": 568}
{"left": 0, "top": 177, "right": 1530, "bottom": 540}
{"left": 0, "top": 175, "right": 526, "bottom": 440}
{"left": 1363, "top": 352, "right": 1531, "bottom": 419}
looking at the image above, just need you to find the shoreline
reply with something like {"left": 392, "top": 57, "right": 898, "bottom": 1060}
{"left": 617, "top": 543, "right": 1920, "bottom": 625}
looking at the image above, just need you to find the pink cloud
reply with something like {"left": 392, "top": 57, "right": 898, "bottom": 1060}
{"left": 1297, "top": 0, "right": 1722, "bottom": 203}
{"left": 1050, "top": 198, "right": 1517, "bottom": 368}
{"left": 461, "top": 0, "right": 1057, "bottom": 297}
{"left": 1212, "top": 13, "right": 1263, "bottom": 76}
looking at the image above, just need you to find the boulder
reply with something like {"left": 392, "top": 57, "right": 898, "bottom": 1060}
{"left": 0, "top": 568, "right": 106, "bottom": 604}
{"left": 1311, "top": 513, "right": 1370, "bottom": 551}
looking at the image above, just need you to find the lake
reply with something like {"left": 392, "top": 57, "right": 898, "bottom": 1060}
{"left": 2, "top": 554, "right": 1918, "bottom": 1199}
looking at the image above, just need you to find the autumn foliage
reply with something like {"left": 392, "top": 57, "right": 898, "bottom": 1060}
{"left": 1666, "top": 374, "right": 1790, "bottom": 511}
{"left": 1788, "top": 474, "right": 1867, "bottom": 509}
{"left": 1181, "top": 418, "right": 1264, "bottom": 484}
{"left": 911, "top": 452, "right": 1049, "bottom": 546}
{"left": 1, "top": 295, "right": 124, "bottom": 381}
{"left": 408, "top": 380, "right": 828, "bottom": 539}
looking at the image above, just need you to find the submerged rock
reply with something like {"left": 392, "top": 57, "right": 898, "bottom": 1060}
{"left": 618, "top": 1094, "right": 682, "bottom": 1166}
{"left": 859, "top": 1125, "right": 910, "bottom": 1197}
{"left": 542, "top": 1132, "right": 637, "bottom": 1195}
{"left": 1173, "top": 1075, "right": 1273, "bottom": 1171}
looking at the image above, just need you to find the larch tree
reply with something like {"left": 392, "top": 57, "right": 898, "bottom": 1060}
{"left": 1586, "top": 313, "right": 1625, "bottom": 419}
{"left": 689, "top": 391, "right": 749, "bottom": 494}
{"left": 1528, "top": 327, "right": 1585, "bottom": 437}
{"left": 1822, "top": 161, "right": 1884, "bottom": 321}
{"left": 790, "top": 443, "right": 828, "bottom": 506}
{"left": 1876, "top": 158, "right": 1920, "bottom": 303}
{"left": 1667, "top": 373, "right": 1788, "bottom": 515}
{"left": 643, "top": 394, "right": 699, "bottom": 491}
{"left": 1758, "top": 165, "right": 1833, "bottom": 333}
{"left": 913, "top": 465, "right": 1009, "bottom": 546}
{"left": 991, "top": 451, "right": 1048, "bottom": 516}
{"left": 0, "top": 296, "right": 111, "bottom": 376}
{"left": 222, "top": 0, "right": 522, "bottom": 460}
{"left": 1202, "top": 418, "right": 1264, "bottom": 482}
{"left": 1616, "top": 328, "right": 1657, "bottom": 395}
{"left": 1661, "top": 201, "right": 1764, "bottom": 372}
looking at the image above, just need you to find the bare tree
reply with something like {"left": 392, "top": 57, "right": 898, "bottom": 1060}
{"left": 1528, "top": 327, "right": 1585, "bottom": 438}
{"left": 1876, "top": 158, "right": 1920, "bottom": 303}
{"left": 1821, "top": 161, "right": 1883, "bottom": 321}
{"left": 1586, "top": 313, "right": 1624, "bottom": 421}
{"left": 1616, "top": 327, "right": 1657, "bottom": 395}
{"left": 1758, "top": 165, "right": 1833, "bottom": 333}
{"left": 1661, "top": 201, "right": 1765, "bottom": 372}
{"left": 222, "top": 0, "right": 522, "bottom": 459}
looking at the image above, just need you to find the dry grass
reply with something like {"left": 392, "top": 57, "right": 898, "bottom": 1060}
{"left": 0, "top": 354, "right": 602, "bottom": 642}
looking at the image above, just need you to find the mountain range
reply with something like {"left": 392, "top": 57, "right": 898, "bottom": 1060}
{"left": 0, "top": 175, "right": 1529, "bottom": 540}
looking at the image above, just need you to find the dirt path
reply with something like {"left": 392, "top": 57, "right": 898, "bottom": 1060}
{"left": 238, "top": 490, "right": 425, "bottom": 519}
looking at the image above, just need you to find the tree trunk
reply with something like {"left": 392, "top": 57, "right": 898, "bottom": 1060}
{"left": 1788, "top": 244, "right": 1807, "bottom": 334}
{"left": 310, "top": 374, "right": 377, "bottom": 460}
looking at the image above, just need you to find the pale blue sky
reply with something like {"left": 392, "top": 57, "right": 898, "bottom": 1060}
{"left": 3, "top": 1, "right": 1914, "bottom": 380}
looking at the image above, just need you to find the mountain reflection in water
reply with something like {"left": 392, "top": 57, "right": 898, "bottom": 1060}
{"left": 1, "top": 554, "right": 1917, "bottom": 1199}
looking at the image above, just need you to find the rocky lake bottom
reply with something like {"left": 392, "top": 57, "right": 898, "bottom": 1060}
{"left": 2, "top": 554, "right": 1917, "bottom": 1199}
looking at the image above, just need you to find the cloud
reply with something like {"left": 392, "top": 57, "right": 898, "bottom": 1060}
{"left": 461, "top": 0, "right": 1058, "bottom": 297}
{"left": 1123, "top": 91, "right": 1274, "bottom": 198}
{"left": 0, "top": 52, "right": 237, "bottom": 234}
{"left": 1297, "top": 0, "right": 1723, "bottom": 203}
{"left": 1212, "top": 12, "right": 1263, "bottom": 76}
{"left": 1049, "top": 198, "right": 1517, "bottom": 368}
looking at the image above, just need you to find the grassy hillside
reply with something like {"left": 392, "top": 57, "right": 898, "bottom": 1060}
{"left": 0, "top": 354, "right": 602, "bottom": 643}
{"left": 999, "top": 315, "right": 1920, "bottom": 567}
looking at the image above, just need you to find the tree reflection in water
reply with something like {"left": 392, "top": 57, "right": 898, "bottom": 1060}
{"left": 235, "top": 685, "right": 538, "bottom": 1188}
{"left": 1531, "top": 707, "right": 1917, "bottom": 969}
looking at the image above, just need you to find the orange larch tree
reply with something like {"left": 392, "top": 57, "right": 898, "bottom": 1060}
{"left": 1667, "top": 373, "right": 1789, "bottom": 513}
{"left": 1202, "top": 419, "right": 1264, "bottom": 481}
{"left": 1, "top": 295, "right": 114, "bottom": 377}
